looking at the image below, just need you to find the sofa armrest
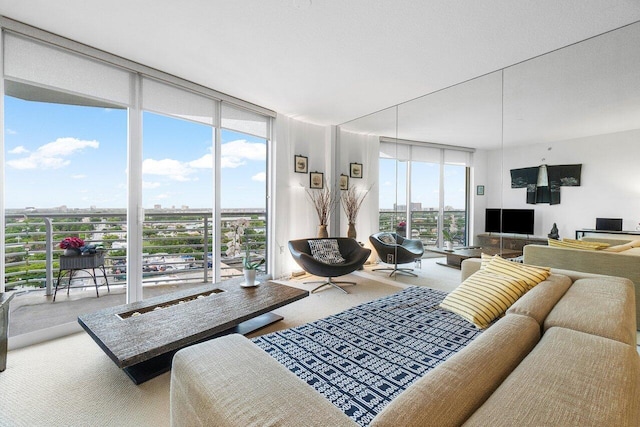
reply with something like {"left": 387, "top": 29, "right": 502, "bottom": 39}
{"left": 170, "top": 334, "right": 357, "bottom": 427}
{"left": 461, "top": 258, "right": 482, "bottom": 281}
{"left": 524, "top": 244, "right": 640, "bottom": 330}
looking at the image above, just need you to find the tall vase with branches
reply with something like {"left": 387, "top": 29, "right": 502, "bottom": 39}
{"left": 340, "top": 186, "right": 371, "bottom": 239}
{"left": 306, "top": 187, "right": 336, "bottom": 238}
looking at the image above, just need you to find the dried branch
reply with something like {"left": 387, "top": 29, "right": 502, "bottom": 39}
{"left": 341, "top": 185, "right": 371, "bottom": 224}
{"left": 306, "top": 187, "right": 336, "bottom": 225}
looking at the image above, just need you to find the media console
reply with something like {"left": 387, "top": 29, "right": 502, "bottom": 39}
{"left": 475, "top": 233, "right": 547, "bottom": 253}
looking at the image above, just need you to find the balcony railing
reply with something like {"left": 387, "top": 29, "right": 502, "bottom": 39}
{"left": 379, "top": 209, "right": 467, "bottom": 247}
{"left": 4, "top": 210, "right": 267, "bottom": 294}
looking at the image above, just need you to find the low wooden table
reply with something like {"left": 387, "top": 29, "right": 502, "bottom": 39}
{"left": 427, "top": 247, "right": 521, "bottom": 269}
{"left": 78, "top": 280, "right": 308, "bottom": 384}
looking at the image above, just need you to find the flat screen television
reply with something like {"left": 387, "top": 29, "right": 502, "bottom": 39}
{"left": 485, "top": 208, "right": 535, "bottom": 235}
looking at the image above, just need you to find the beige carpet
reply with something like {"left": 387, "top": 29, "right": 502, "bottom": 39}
{"left": 0, "top": 259, "right": 460, "bottom": 426}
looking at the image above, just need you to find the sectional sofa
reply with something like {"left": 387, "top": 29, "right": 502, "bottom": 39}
{"left": 524, "top": 237, "right": 640, "bottom": 329}
{"left": 170, "top": 259, "right": 639, "bottom": 426}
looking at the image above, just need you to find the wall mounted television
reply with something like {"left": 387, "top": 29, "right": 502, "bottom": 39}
{"left": 485, "top": 208, "right": 535, "bottom": 235}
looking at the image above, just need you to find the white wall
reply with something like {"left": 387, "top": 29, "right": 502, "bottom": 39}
{"left": 476, "top": 128, "right": 640, "bottom": 241}
{"left": 271, "top": 118, "right": 381, "bottom": 278}
{"left": 271, "top": 115, "right": 332, "bottom": 278}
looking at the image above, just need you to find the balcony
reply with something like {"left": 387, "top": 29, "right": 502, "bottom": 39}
{"left": 4, "top": 208, "right": 466, "bottom": 343}
{"left": 4, "top": 209, "right": 266, "bottom": 340}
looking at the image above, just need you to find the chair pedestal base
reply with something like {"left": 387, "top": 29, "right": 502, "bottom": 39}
{"left": 372, "top": 267, "right": 418, "bottom": 277}
{"left": 304, "top": 278, "right": 356, "bottom": 294}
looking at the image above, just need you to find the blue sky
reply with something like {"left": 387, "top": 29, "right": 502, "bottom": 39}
{"left": 4, "top": 96, "right": 267, "bottom": 210}
{"left": 378, "top": 158, "right": 466, "bottom": 210}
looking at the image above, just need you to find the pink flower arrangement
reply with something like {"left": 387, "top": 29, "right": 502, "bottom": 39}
{"left": 398, "top": 221, "right": 406, "bottom": 227}
{"left": 59, "top": 237, "right": 85, "bottom": 249}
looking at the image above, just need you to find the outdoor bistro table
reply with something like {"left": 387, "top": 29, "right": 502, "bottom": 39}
{"left": 54, "top": 252, "right": 109, "bottom": 302}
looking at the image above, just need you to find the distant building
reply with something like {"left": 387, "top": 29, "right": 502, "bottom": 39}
{"left": 154, "top": 204, "right": 162, "bottom": 209}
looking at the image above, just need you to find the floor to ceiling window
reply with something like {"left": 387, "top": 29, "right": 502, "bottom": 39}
{"left": 219, "top": 129, "right": 267, "bottom": 278}
{"left": 3, "top": 92, "right": 128, "bottom": 337}
{"left": 1, "top": 24, "right": 274, "bottom": 344}
{"left": 379, "top": 140, "right": 472, "bottom": 248}
{"left": 141, "top": 111, "right": 214, "bottom": 298}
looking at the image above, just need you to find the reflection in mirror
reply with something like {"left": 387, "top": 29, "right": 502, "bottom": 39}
{"left": 338, "top": 21, "right": 640, "bottom": 282}
{"left": 500, "top": 22, "right": 640, "bottom": 250}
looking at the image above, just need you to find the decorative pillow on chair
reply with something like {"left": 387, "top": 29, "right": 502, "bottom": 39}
{"left": 439, "top": 269, "right": 529, "bottom": 329}
{"left": 308, "top": 239, "right": 346, "bottom": 264}
{"left": 378, "top": 233, "right": 397, "bottom": 245}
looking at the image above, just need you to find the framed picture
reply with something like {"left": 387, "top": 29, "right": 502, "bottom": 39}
{"left": 294, "top": 155, "right": 308, "bottom": 173}
{"left": 477, "top": 185, "right": 485, "bottom": 196}
{"left": 350, "top": 162, "right": 363, "bottom": 178}
{"left": 310, "top": 171, "right": 324, "bottom": 189}
{"left": 339, "top": 174, "right": 349, "bottom": 190}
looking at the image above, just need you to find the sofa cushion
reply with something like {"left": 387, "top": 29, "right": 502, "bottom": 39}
{"left": 170, "top": 334, "right": 357, "bottom": 427}
{"left": 308, "top": 239, "right": 346, "bottom": 264}
{"left": 603, "top": 242, "right": 635, "bottom": 252}
{"left": 621, "top": 247, "right": 640, "bottom": 256}
{"left": 371, "top": 314, "right": 540, "bottom": 427}
{"left": 484, "top": 255, "right": 550, "bottom": 289}
{"left": 548, "top": 238, "right": 609, "bottom": 250}
{"left": 439, "top": 270, "right": 529, "bottom": 329}
{"left": 544, "top": 277, "right": 637, "bottom": 346}
{"left": 506, "top": 273, "right": 572, "bottom": 326}
{"left": 463, "top": 327, "right": 640, "bottom": 427}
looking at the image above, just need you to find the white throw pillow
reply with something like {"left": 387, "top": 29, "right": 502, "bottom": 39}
{"left": 308, "top": 239, "right": 346, "bottom": 264}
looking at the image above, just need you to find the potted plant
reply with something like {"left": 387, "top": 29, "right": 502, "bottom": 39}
{"left": 306, "top": 187, "right": 336, "bottom": 238}
{"left": 242, "top": 245, "right": 265, "bottom": 287}
{"left": 340, "top": 186, "right": 371, "bottom": 239}
{"left": 442, "top": 229, "right": 455, "bottom": 251}
{"left": 59, "top": 236, "right": 85, "bottom": 256}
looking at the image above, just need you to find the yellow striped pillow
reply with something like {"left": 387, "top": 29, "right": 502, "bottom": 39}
{"left": 485, "top": 255, "right": 550, "bottom": 289}
{"left": 439, "top": 269, "right": 529, "bottom": 329}
{"left": 547, "top": 238, "right": 609, "bottom": 250}
{"left": 480, "top": 252, "right": 493, "bottom": 269}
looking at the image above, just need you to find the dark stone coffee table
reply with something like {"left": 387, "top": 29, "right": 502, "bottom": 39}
{"left": 78, "top": 280, "right": 308, "bottom": 384}
{"left": 426, "top": 247, "right": 521, "bottom": 269}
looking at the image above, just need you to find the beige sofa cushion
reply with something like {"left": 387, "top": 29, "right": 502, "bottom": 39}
{"left": 463, "top": 327, "right": 640, "bottom": 427}
{"left": 506, "top": 273, "right": 572, "bottom": 325}
{"left": 371, "top": 314, "right": 540, "bottom": 427}
{"left": 170, "top": 334, "right": 357, "bottom": 427}
{"left": 603, "top": 242, "right": 635, "bottom": 252}
{"left": 544, "top": 277, "right": 637, "bottom": 346}
{"left": 622, "top": 247, "right": 640, "bottom": 256}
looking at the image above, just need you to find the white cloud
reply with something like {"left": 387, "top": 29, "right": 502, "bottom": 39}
{"left": 9, "top": 146, "right": 28, "bottom": 154}
{"left": 71, "top": 174, "right": 87, "bottom": 179}
{"left": 143, "top": 181, "right": 161, "bottom": 189}
{"left": 7, "top": 137, "right": 99, "bottom": 170}
{"left": 6, "top": 129, "right": 17, "bottom": 135}
{"left": 189, "top": 154, "right": 213, "bottom": 169}
{"left": 142, "top": 158, "right": 195, "bottom": 181}
{"left": 252, "top": 172, "right": 266, "bottom": 182}
{"left": 220, "top": 139, "right": 266, "bottom": 169}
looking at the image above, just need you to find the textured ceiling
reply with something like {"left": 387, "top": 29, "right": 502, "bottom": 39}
{"left": 1, "top": 0, "right": 640, "bottom": 131}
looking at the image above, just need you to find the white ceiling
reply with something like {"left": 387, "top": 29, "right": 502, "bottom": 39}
{"left": 1, "top": 0, "right": 640, "bottom": 132}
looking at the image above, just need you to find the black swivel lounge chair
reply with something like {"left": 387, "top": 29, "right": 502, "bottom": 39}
{"left": 369, "top": 232, "right": 424, "bottom": 277}
{"left": 288, "top": 238, "right": 371, "bottom": 294}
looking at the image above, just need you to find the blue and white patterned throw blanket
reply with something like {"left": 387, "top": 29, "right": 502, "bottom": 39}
{"left": 252, "top": 286, "right": 482, "bottom": 426}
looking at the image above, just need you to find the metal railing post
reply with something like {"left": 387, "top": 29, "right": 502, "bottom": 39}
{"left": 203, "top": 216, "right": 209, "bottom": 283}
{"left": 44, "top": 217, "right": 53, "bottom": 296}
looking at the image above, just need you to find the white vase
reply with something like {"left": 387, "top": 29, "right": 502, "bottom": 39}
{"left": 445, "top": 241, "right": 454, "bottom": 251}
{"left": 243, "top": 268, "right": 257, "bottom": 287}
